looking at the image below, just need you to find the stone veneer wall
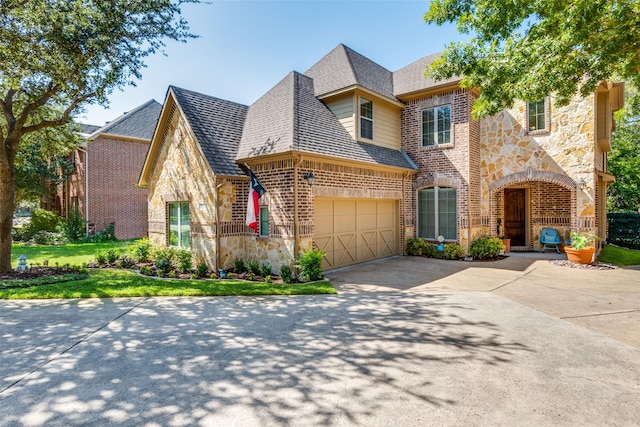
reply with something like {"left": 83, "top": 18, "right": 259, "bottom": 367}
{"left": 480, "top": 94, "right": 597, "bottom": 240}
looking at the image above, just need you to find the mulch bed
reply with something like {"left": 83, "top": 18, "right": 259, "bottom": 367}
{"left": 0, "top": 266, "right": 81, "bottom": 281}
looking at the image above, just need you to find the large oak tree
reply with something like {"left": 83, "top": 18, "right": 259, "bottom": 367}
{"left": 424, "top": 0, "right": 640, "bottom": 118}
{"left": 0, "top": 0, "right": 198, "bottom": 272}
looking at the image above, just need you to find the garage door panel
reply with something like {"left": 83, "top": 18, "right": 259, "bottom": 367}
{"left": 315, "top": 198, "right": 398, "bottom": 269}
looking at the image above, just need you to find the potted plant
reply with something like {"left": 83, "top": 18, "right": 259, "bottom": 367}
{"left": 565, "top": 232, "right": 598, "bottom": 264}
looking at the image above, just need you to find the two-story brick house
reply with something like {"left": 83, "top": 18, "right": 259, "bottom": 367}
{"left": 139, "top": 44, "right": 623, "bottom": 271}
{"left": 62, "top": 100, "right": 162, "bottom": 240}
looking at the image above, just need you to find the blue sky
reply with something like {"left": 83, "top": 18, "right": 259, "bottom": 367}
{"left": 80, "top": 0, "right": 470, "bottom": 126}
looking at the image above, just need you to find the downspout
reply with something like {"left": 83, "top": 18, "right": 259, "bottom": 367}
{"left": 77, "top": 147, "right": 89, "bottom": 237}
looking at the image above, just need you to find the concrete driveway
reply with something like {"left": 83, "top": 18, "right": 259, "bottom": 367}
{"left": 1, "top": 255, "right": 640, "bottom": 426}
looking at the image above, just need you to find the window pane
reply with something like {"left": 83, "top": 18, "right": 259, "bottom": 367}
{"left": 437, "top": 188, "right": 457, "bottom": 240}
{"left": 422, "top": 109, "right": 435, "bottom": 146}
{"left": 180, "top": 203, "right": 190, "bottom": 248}
{"left": 169, "top": 204, "right": 179, "bottom": 246}
{"left": 360, "top": 117, "right": 373, "bottom": 139}
{"left": 438, "top": 105, "right": 451, "bottom": 144}
{"left": 360, "top": 98, "right": 373, "bottom": 119}
{"left": 168, "top": 202, "right": 190, "bottom": 248}
{"left": 528, "top": 100, "right": 545, "bottom": 131}
{"left": 259, "top": 206, "right": 269, "bottom": 236}
{"left": 417, "top": 188, "right": 436, "bottom": 238}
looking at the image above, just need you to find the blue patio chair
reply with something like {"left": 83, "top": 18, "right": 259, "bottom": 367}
{"left": 540, "top": 228, "right": 562, "bottom": 253}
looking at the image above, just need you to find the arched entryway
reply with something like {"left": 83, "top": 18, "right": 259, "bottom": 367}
{"left": 489, "top": 169, "right": 577, "bottom": 251}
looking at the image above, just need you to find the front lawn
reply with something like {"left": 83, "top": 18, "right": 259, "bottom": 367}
{"left": 599, "top": 244, "right": 640, "bottom": 266}
{"left": 4, "top": 241, "right": 336, "bottom": 299}
{"left": 10, "top": 240, "right": 133, "bottom": 267}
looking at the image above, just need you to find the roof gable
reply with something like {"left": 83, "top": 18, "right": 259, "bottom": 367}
{"left": 91, "top": 100, "right": 162, "bottom": 140}
{"left": 170, "top": 86, "right": 249, "bottom": 176}
{"left": 305, "top": 44, "right": 395, "bottom": 100}
{"left": 393, "top": 53, "right": 461, "bottom": 98}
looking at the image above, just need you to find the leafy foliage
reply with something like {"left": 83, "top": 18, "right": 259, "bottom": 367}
{"left": 444, "top": 243, "right": 465, "bottom": 260}
{"left": 260, "top": 262, "right": 272, "bottom": 277}
{"left": 175, "top": 249, "right": 193, "bottom": 273}
{"left": 608, "top": 123, "right": 640, "bottom": 212}
{"left": 246, "top": 260, "right": 260, "bottom": 276}
{"left": 424, "top": 0, "right": 640, "bottom": 118}
{"left": 406, "top": 237, "right": 430, "bottom": 256}
{"left": 280, "top": 265, "right": 293, "bottom": 284}
{"left": 295, "top": 249, "right": 325, "bottom": 282}
{"left": 59, "top": 208, "right": 85, "bottom": 243}
{"left": 24, "top": 208, "right": 61, "bottom": 237}
{"left": 469, "top": 236, "right": 504, "bottom": 260}
{"left": 607, "top": 213, "right": 640, "bottom": 249}
{"left": 234, "top": 258, "right": 246, "bottom": 273}
{"left": 569, "top": 232, "right": 598, "bottom": 250}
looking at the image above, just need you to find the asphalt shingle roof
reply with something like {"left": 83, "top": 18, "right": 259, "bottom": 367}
{"left": 305, "top": 44, "right": 395, "bottom": 100}
{"left": 93, "top": 100, "right": 162, "bottom": 140}
{"left": 393, "top": 53, "right": 461, "bottom": 98}
{"left": 170, "top": 86, "right": 249, "bottom": 176}
{"left": 236, "top": 71, "right": 416, "bottom": 171}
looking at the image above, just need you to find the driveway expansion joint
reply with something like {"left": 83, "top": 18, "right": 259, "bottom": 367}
{"left": 560, "top": 308, "right": 640, "bottom": 320}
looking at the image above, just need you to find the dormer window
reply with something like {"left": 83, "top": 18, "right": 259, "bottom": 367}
{"left": 360, "top": 97, "right": 373, "bottom": 140}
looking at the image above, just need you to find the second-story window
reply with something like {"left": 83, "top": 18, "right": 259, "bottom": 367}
{"left": 527, "top": 99, "right": 546, "bottom": 132}
{"left": 360, "top": 97, "right": 373, "bottom": 140}
{"left": 422, "top": 104, "right": 451, "bottom": 147}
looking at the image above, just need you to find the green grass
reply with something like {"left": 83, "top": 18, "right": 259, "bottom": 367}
{"left": 599, "top": 244, "right": 640, "bottom": 266}
{"left": 0, "top": 269, "right": 336, "bottom": 299}
{"left": 10, "top": 240, "right": 133, "bottom": 267}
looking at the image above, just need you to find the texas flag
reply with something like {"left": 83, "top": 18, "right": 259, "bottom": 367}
{"left": 245, "top": 169, "right": 266, "bottom": 233}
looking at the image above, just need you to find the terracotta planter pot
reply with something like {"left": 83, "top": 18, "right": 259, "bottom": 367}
{"left": 565, "top": 246, "right": 596, "bottom": 264}
{"left": 501, "top": 239, "right": 511, "bottom": 253}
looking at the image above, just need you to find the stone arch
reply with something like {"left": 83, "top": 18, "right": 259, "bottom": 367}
{"left": 488, "top": 168, "right": 576, "bottom": 192}
{"left": 416, "top": 173, "right": 462, "bottom": 190}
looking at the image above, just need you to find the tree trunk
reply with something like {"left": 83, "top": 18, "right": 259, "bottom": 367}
{"left": 0, "top": 171, "right": 15, "bottom": 272}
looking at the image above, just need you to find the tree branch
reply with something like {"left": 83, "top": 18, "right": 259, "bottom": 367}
{"left": 14, "top": 83, "right": 59, "bottom": 132}
{"left": 21, "top": 93, "right": 95, "bottom": 135}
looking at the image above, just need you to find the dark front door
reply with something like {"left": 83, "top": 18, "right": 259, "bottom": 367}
{"left": 504, "top": 188, "right": 526, "bottom": 246}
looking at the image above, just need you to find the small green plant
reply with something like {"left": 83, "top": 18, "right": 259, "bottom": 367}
{"left": 264, "top": 275, "right": 271, "bottom": 284}
{"left": 280, "top": 264, "right": 293, "bottom": 283}
{"left": 190, "top": 273, "right": 197, "bottom": 279}
{"left": 105, "top": 249, "right": 120, "bottom": 264}
{"left": 423, "top": 243, "right": 443, "bottom": 259}
{"left": 246, "top": 260, "right": 260, "bottom": 276}
{"left": 59, "top": 208, "right": 85, "bottom": 243}
{"left": 469, "top": 236, "right": 504, "bottom": 260}
{"left": 118, "top": 254, "right": 136, "bottom": 269}
{"left": 168, "top": 270, "right": 177, "bottom": 279}
{"left": 444, "top": 243, "right": 465, "bottom": 260}
{"left": 196, "top": 262, "right": 209, "bottom": 278}
{"left": 406, "top": 237, "right": 429, "bottom": 256}
{"left": 176, "top": 249, "right": 193, "bottom": 273}
{"left": 155, "top": 257, "right": 172, "bottom": 274}
{"left": 140, "top": 266, "right": 152, "bottom": 276}
{"left": 234, "top": 258, "right": 246, "bottom": 273}
{"left": 95, "top": 251, "right": 108, "bottom": 265}
{"left": 130, "top": 237, "right": 153, "bottom": 263}
{"left": 260, "top": 262, "right": 272, "bottom": 277}
{"left": 570, "top": 232, "right": 599, "bottom": 250}
{"left": 296, "top": 249, "right": 325, "bottom": 281}
{"left": 249, "top": 272, "right": 255, "bottom": 281}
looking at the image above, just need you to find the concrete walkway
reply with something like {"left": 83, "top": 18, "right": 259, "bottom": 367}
{"left": 1, "top": 255, "right": 639, "bottom": 426}
{"left": 326, "top": 253, "right": 640, "bottom": 348}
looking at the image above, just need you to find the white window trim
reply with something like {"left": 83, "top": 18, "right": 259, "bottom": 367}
{"left": 421, "top": 104, "right": 452, "bottom": 147}
{"left": 359, "top": 97, "right": 373, "bottom": 140}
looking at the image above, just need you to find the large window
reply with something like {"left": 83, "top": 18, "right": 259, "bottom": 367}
{"left": 417, "top": 187, "right": 457, "bottom": 240}
{"left": 360, "top": 97, "right": 373, "bottom": 140}
{"left": 168, "top": 202, "right": 190, "bottom": 248}
{"left": 259, "top": 206, "right": 269, "bottom": 237}
{"left": 527, "top": 99, "right": 546, "bottom": 132}
{"left": 422, "top": 105, "right": 451, "bottom": 146}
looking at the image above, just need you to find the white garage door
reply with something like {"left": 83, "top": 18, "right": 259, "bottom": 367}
{"left": 314, "top": 198, "right": 399, "bottom": 269}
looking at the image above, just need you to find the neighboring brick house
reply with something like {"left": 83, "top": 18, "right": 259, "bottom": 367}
{"left": 64, "top": 100, "right": 162, "bottom": 240}
{"left": 139, "top": 44, "right": 623, "bottom": 271}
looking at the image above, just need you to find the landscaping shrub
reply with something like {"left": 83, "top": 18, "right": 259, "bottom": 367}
{"left": 140, "top": 266, "right": 152, "bottom": 276}
{"left": 234, "top": 258, "right": 246, "bottom": 273}
{"left": 280, "top": 265, "right": 293, "bottom": 283}
{"left": 60, "top": 208, "right": 85, "bottom": 243}
{"left": 607, "top": 213, "right": 640, "bottom": 249}
{"left": 196, "top": 262, "right": 209, "bottom": 278}
{"left": 95, "top": 251, "right": 108, "bottom": 265}
{"left": 260, "top": 262, "right": 272, "bottom": 277}
{"left": 406, "top": 237, "right": 429, "bottom": 256}
{"left": 130, "top": 237, "right": 153, "bottom": 263}
{"left": 296, "top": 249, "right": 325, "bottom": 281}
{"left": 32, "top": 230, "right": 56, "bottom": 245}
{"left": 118, "top": 254, "right": 136, "bottom": 269}
{"left": 469, "top": 236, "right": 504, "bottom": 260}
{"left": 105, "top": 249, "right": 120, "bottom": 265}
{"left": 444, "top": 243, "right": 465, "bottom": 260}
{"left": 176, "top": 249, "right": 193, "bottom": 273}
{"left": 155, "top": 257, "right": 172, "bottom": 274}
{"left": 246, "top": 260, "right": 260, "bottom": 276}
{"left": 423, "top": 243, "right": 443, "bottom": 259}
{"left": 25, "top": 208, "right": 61, "bottom": 237}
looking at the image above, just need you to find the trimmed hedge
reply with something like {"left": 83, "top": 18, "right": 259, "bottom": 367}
{"left": 608, "top": 213, "right": 640, "bottom": 249}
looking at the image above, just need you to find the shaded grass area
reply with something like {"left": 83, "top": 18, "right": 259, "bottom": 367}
{"left": 0, "top": 269, "right": 337, "bottom": 299}
{"left": 599, "top": 244, "right": 640, "bottom": 267}
{"left": 10, "top": 241, "right": 133, "bottom": 267}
